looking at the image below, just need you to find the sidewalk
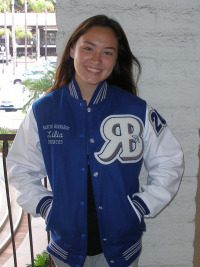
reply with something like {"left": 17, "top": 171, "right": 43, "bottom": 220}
{"left": 2, "top": 216, "right": 48, "bottom": 267}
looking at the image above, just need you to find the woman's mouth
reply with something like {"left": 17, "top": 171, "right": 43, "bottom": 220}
{"left": 86, "top": 67, "right": 101, "bottom": 73}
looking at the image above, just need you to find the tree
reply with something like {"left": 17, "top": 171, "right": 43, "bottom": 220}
{"left": 22, "top": 63, "right": 55, "bottom": 112}
{"left": 0, "top": 28, "right": 11, "bottom": 36}
{"left": 15, "top": 25, "right": 32, "bottom": 38}
{"left": 13, "top": 0, "right": 56, "bottom": 12}
{"left": 13, "top": 0, "right": 25, "bottom": 12}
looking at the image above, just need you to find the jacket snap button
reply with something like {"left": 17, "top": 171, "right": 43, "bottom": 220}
{"left": 90, "top": 138, "right": 95, "bottom": 143}
{"left": 93, "top": 172, "right": 98, "bottom": 177}
{"left": 98, "top": 206, "right": 103, "bottom": 210}
{"left": 87, "top": 107, "right": 92, "bottom": 112}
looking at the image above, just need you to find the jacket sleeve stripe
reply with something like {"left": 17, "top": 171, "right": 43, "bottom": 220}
{"left": 36, "top": 196, "right": 53, "bottom": 219}
{"left": 131, "top": 195, "right": 150, "bottom": 216}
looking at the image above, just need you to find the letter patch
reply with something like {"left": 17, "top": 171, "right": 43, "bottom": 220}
{"left": 149, "top": 108, "right": 167, "bottom": 136}
{"left": 42, "top": 123, "right": 70, "bottom": 145}
{"left": 95, "top": 115, "right": 144, "bottom": 164}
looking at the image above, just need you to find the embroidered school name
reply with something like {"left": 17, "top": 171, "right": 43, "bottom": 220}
{"left": 43, "top": 124, "right": 70, "bottom": 145}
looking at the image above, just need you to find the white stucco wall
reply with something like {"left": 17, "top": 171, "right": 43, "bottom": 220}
{"left": 55, "top": 1, "right": 200, "bottom": 266}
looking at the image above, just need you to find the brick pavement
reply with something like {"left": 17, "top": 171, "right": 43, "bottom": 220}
{"left": 0, "top": 211, "right": 28, "bottom": 267}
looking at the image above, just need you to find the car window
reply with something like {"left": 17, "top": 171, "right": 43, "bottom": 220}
{"left": 25, "top": 71, "right": 34, "bottom": 75}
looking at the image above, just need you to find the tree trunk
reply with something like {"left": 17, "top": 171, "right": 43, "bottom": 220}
{"left": 12, "top": 0, "right": 17, "bottom": 75}
{"left": 45, "top": 8, "right": 47, "bottom": 60}
{"left": 4, "top": 0, "right": 9, "bottom": 66}
{"left": 24, "top": 0, "right": 28, "bottom": 69}
{"left": 36, "top": 12, "right": 39, "bottom": 61}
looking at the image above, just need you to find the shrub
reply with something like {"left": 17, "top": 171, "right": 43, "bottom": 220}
{"left": 22, "top": 65, "right": 56, "bottom": 112}
{"left": 26, "top": 250, "right": 55, "bottom": 267}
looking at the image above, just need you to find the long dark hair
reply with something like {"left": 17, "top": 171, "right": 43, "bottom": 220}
{"left": 47, "top": 15, "right": 141, "bottom": 95}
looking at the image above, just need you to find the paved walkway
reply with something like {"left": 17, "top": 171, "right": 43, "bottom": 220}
{"left": 0, "top": 214, "right": 48, "bottom": 267}
{"left": 0, "top": 211, "right": 28, "bottom": 266}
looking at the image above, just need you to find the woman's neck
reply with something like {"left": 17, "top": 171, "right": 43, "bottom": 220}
{"left": 80, "top": 87, "right": 96, "bottom": 105}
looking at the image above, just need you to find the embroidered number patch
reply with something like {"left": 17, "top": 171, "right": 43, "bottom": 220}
{"left": 95, "top": 115, "right": 144, "bottom": 165}
{"left": 149, "top": 109, "right": 167, "bottom": 136}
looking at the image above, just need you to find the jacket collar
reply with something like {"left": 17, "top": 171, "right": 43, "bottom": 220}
{"left": 68, "top": 76, "right": 108, "bottom": 105}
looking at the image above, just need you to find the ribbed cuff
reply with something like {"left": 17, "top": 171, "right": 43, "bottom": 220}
{"left": 131, "top": 195, "right": 150, "bottom": 217}
{"left": 36, "top": 196, "right": 53, "bottom": 219}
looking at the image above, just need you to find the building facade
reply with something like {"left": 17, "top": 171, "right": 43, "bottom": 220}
{"left": 0, "top": 13, "right": 57, "bottom": 57}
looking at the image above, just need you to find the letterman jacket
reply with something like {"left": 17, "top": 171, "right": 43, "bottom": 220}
{"left": 7, "top": 77, "right": 184, "bottom": 267}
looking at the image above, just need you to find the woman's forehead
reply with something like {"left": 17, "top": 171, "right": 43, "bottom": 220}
{"left": 77, "top": 26, "right": 118, "bottom": 48}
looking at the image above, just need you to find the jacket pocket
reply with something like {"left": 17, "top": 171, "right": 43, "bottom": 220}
{"left": 127, "top": 195, "right": 142, "bottom": 224}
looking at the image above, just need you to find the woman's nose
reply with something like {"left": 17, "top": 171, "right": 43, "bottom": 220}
{"left": 91, "top": 52, "right": 101, "bottom": 64}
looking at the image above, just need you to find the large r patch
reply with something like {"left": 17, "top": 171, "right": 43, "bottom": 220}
{"left": 95, "top": 115, "right": 144, "bottom": 165}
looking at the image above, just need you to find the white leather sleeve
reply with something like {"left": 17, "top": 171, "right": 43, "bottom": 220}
{"left": 7, "top": 108, "right": 53, "bottom": 217}
{"left": 133, "top": 106, "right": 184, "bottom": 218}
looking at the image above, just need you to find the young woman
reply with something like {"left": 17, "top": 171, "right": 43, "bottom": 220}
{"left": 7, "top": 15, "right": 184, "bottom": 267}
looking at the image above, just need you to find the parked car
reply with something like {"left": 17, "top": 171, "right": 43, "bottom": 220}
{"left": 0, "top": 51, "right": 11, "bottom": 63}
{"left": 0, "top": 90, "right": 19, "bottom": 112}
{"left": 0, "top": 86, "right": 28, "bottom": 112}
{"left": 38, "top": 56, "right": 57, "bottom": 66}
{"left": 13, "top": 63, "right": 55, "bottom": 84}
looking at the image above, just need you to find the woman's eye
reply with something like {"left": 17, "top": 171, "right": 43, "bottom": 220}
{"left": 104, "top": 51, "right": 112, "bottom": 56}
{"left": 84, "top": 47, "right": 93, "bottom": 51}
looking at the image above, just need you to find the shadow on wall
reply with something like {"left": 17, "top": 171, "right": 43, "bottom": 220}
{"left": 193, "top": 129, "right": 200, "bottom": 267}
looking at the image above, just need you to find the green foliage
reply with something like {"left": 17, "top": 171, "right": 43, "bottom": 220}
{"left": 0, "top": 0, "right": 11, "bottom": 12}
{"left": 26, "top": 250, "right": 55, "bottom": 267}
{"left": 0, "top": 26, "right": 32, "bottom": 38}
{"left": 14, "top": 0, "right": 27, "bottom": 12}
{"left": 0, "top": 27, "right": 11, "bottom": 37}
{"left": 22, "top": 64, "right": 55, "bottom": 112}
{"left": 15, "top": 25, "right": 33, "bottom": 38}
{"left": 29, "top": 0, "right": 55, "bottom": 13}
{"left": 0, "top": 127, "right": 16, "bottom": 151}
{"left": 0, "top": 0, "right": 56, "bottom": 13}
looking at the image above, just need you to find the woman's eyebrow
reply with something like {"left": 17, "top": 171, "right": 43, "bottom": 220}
{"left": 83, "top": 41, "right": 117, "bottom": 51}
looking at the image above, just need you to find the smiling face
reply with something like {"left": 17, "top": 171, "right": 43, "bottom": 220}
{"left": 70, "top": 26, "right": 118, "bottom": 95}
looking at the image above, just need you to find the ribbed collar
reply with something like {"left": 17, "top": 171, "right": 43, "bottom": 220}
{"left": 67, "top": 76, "right": 108, "bottom": 105}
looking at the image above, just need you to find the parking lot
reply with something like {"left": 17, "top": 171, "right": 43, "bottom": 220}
{"left": 0, "top": 61, "right": 30, "bottom": 129}
{"left": 0, "top": 57, "right": 56, "bottom": 130}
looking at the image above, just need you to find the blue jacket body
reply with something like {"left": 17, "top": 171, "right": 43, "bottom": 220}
{"left": 33, "top": 79, "right": 148, "bottom": 266}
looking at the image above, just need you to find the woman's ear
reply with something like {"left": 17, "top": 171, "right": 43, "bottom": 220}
{"left": 70, "top": 47, "right": 74, "bottom": 59}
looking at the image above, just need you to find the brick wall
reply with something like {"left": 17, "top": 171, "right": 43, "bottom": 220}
{"left": 56, "top": 1, "right": 200, "bottom": 266}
